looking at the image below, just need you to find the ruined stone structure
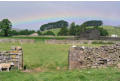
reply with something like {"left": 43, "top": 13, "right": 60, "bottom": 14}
{"left": 68, "top": 43, "right": 120, "bottom": 69}
{"left": 77, "top": 28, "right": 120, "bottom": 41}
{"left": 80, "top": 29, "right": 100, "bottom": 40}
{"left": 0, "top": 46, "right": 23, "bottom": 70}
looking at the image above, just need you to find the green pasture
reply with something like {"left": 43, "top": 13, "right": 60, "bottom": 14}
{"left": 42, "top": 28, "right": 61, "bottom": 36}
{"left": 0, "top": 42, "right": 105, "bottom": 69}
{"left": 102, "top": 26, "right": 120, "bottom": 36}
{"left": 0, "top": 41, "right": 120, "bottom": 81}
{"left": 0, "top": 67, "right": 119, "bottom": 81}
{"left": 0, "top": 36, "right": 73, "bottom": 41}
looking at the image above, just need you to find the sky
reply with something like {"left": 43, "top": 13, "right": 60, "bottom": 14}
{"left": 0, "top": 1, "right": 120, "bottom": 30}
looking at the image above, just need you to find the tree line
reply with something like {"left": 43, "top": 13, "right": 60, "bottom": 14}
{"left": 57, "top": 20, "right": 108, "bottom": 36}
{"left": 0, "top": 19, "right": 108, "bottom": 37}
{"left": 0, "top": 19, "right": 36, "bottom": 36}
{"left": 38, "top": 20, "right": 108, "bottom": 36}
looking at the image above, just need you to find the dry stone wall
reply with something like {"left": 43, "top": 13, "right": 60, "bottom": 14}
{"left": 99, "top": 36, "right": 120, "bottom": 41}
{"left": 0, "top": 46, "right": 23, "bottom": 70}
{"left": 46, "top": 39, "right": 118, "bottom": 44}
{"left": 68, "top": 43, "right": 120, "bottom": 69}
{"left": 0, "top": 39, "right": 34, "bottom": 43}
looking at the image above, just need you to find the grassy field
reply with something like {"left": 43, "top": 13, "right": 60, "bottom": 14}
{"left": 0, "top": 36, "right": 74, "bottom": 41}
{"left": 42, "top": 28, "right": 61, "bottom": 36}
{"left": 0, "top": 40, "right": 120, "bottom": 81}
{"left": 0, "top": 42, "right": 104, "bottom": 69}
{"left": 102, "top": 26, "right": 120, "bottom": 36}
{"left": 0, "top": 67, "right": 119, "bottom": 81}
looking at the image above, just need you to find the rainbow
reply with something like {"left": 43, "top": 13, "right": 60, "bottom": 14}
{"left": 13, "top": 16, "right": 117, "bottom": 26}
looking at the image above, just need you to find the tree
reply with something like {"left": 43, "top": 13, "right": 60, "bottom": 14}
{"left": 75, "top": 25, "right": 81, "bottom": 35}
{"left": 17, "top": 29, "right": 35, "bottom": 35}
{"left": 0, "top": 19, "right": 12, "bottom": 36}
{"left": 69, "top": 22, "right": 76, "bottom": 35}
{"left": 80, "top": 20, "right": 103, "bottom": 32}
{"left": 0, "top": 30, "right": 4, "bottom": 36}
{"left": 37, "top": 30, "right": 42, "bottom": 35}
{"left": 82, "top": 20, "right": 103, "bottom": 27}
{"left": 9, "top": 29, "right": 36, "bottom": 36}
{"left": 9, "top": 30, "right": 19, "bottom": 36}
{"left": 80, "top": 24, "right": 86, "bottom": 32}
{"left": 40, "top": 20, "right": 69, "bottom": 31}
{"left": 58, "top": 27, "right": 68, "bottom": 36}
{"left": 97, "top": 27, "right": 108, "bottom": 36}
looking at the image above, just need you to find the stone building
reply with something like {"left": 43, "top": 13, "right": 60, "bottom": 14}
{"left": 80, "top": 29, "right": 100, "bottom": 40}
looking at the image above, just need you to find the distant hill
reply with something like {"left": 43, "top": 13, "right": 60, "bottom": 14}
{"left": 42, "top": 25, "right": 120, "bottom": 36}
{"left": 102, "top": 25, "right": 120, "bottom": 36}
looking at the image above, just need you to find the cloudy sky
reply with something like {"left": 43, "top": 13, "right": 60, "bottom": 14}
{"left": 0, "top": 1, "right": 120, "bottom": 30}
